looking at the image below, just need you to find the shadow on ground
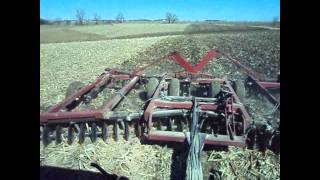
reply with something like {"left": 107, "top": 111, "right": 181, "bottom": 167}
{"left": 40, "top": 166, "right": 128, "bottom": 180}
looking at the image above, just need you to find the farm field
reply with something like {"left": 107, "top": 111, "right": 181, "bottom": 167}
{"left": 40, "top": 28, "right": 106, "bottom": 44}
{"left": 40, "top": 35, "right": 176, "bottom": 108}
{"left": 70, "top": 23, "right": 189, "bottom": 36}
{"left": 40, "top": 23, "right": 273, "bottom": 44}
{"left": 40, "top": 24, "right": 280, "bottom": 179}
{"left": 40, "top": 23, "right": 189, "bottom": 43}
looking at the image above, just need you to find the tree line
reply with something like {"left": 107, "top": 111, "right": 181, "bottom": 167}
{"left": 41, "top": 9, "right": 178, "bottom": 25}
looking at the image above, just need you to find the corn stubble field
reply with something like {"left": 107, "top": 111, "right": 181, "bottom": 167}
{"left": 40, "top": 23, "right": 280, "bottom": 179}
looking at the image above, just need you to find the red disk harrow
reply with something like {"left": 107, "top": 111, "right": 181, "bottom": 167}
{"left": 40, "top": 49, "right": 280, "bottom": 154}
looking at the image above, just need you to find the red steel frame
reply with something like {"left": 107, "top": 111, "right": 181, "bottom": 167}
{"left": 143, "top": 75, "right": 251, "bottom": 146}
{"left": 218, "top": 50, "right": 280, "bottom": 105}
{"left": 40, "top": 72, "right": 137, "bottom": 123}
{"left": 246, "top": 75, "right": 279, "bottom": 106}
{"left": 40, "top": 50, "right": 221, "bottom": 124}
{"left": 40, "top": 49, "right": 279, "bottom": 147}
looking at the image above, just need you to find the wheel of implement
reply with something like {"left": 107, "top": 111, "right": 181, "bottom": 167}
{"left": 67, "top": 125, "right": 74, "bottom": 145}
{"left": 79, "top": 123, "right": 86, "bottom": 144}
{"left": 235, "top": 79, "right": 246, "bottom": 102}
{"left": 169, "top": 78, "right": 180, "bottom": 96}
{"left": 102, "top": 122, "right": 108, "bottom": 141}
{"left": 55, "top": 125, "right": 63, "bottom": 144}
{"left": 210, "top": 80, "right": 221, "bottom": 97}
{"left": 146, "top": 78, "right": 159, "bottom": 99}
{"left": 65, "top": 81, "right": 85, "bottom": 98}
{"left": 90, "top": 123, "right": 97, "bottom": 143}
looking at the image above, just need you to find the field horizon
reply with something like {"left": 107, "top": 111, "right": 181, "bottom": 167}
{"left": 40, "top": 22, "right": 279, "bottom": 44}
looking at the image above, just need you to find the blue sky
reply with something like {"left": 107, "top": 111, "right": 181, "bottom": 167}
{"left": 40, "top": 0, "right": 280, "bottom": 21}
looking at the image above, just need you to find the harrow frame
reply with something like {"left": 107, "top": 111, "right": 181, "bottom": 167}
{"left": 143, "top": 75, "right": 251, "bottom": 147}
{"left": 40, "top": 49, "right": 280, "bottom": 149}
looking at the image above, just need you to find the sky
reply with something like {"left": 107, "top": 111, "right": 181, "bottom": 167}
{"left": 40, "top": 0, "right": 280, "bottom": 21}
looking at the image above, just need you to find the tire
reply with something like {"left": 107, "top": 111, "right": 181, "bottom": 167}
{"left": 235, "top": 80, "right": 246, "bottom": 102}
{"left": 210, "top": 81, "right": 221, "bottom": 97}
{"left": 169, "top": 78, "right": 180, "bottom": 96}
{"left": 66, "top": 81, "right": 85, "bottom": 98}
{"left": 146, "top": 78, "right": 159, "bottom": 99}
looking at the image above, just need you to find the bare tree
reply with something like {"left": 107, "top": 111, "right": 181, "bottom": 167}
{"left": 166, "top": 12, "right": 178, "bottom": 24}
{"left": 76, "top": 9, "right": 85, "bottom": 25}
{"left": 93, "top": 13, "right": 100, "bottom": 24}
{"left": 116, "top": 13, "right": 125, "bottom": 23}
